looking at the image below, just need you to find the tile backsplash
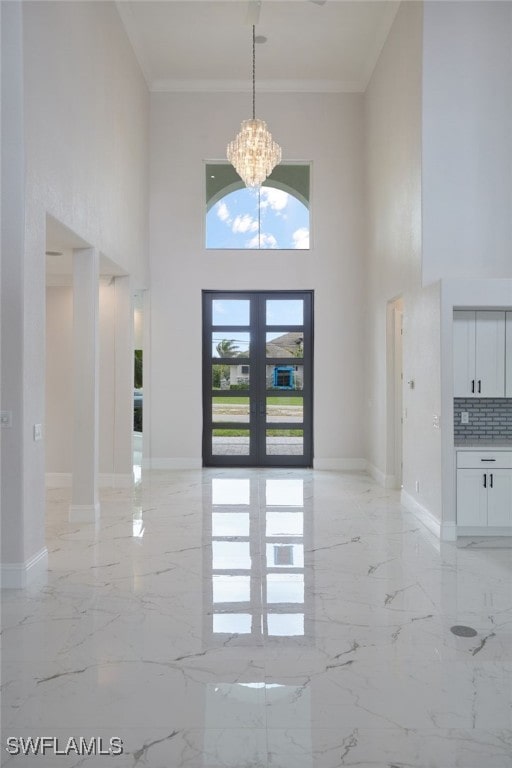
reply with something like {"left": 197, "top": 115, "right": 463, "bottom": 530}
{"left": 454, "top": 398, "right": 512, "bottom": 441}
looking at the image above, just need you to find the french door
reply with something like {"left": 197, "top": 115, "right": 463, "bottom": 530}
{"left": 202, "top": 291, "right": 313, "bottom": 467}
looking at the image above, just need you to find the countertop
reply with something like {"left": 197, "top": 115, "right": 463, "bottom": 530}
{"left": 455, "top": 441, "right": 512, "bottom": 450}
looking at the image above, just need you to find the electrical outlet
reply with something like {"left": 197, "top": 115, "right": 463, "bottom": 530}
{"left": 461, "top": 411, "right": 469, "bottom": 425}
{"left": 0, "top": 411, "right": 12, "bottom": 428}
{"left": 33, "top": 423, "right": 42, "bottom": 441}
{"left": 415, "top": 480, "right": 420, "bottom": 493}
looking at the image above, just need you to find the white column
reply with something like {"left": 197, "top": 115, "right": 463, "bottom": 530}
{"left": 69, "top": 248, "right": 100, "bottom": 522}
{"left": 113, "top": 276, "right": 134, "bottom": 484}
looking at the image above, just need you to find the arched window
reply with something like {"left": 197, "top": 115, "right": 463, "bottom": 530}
{"left": 205, "top": 163, "right": 310, "bottom": 250}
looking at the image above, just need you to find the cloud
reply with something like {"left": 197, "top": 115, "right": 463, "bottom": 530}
{"left": 232, "top": 214, "right": 258, "bottom": 234}
{"left": 247, "top": 233, "right": 278, "bottom": 249}
{"left": 216, "top": 201, "right": 231, "bottom": 223}
{"left": 260, "top": 188, "right": 289, "bottom": 212}
{"left": 292, "top": 228, "right": 309, "bottom": 249}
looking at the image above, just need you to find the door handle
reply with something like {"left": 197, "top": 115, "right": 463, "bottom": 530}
{"left": 490, "top": 473, "right": 493, "bottom": 488}
{"left": 478, "top": 380, "right": 482, "bottom": 393}
{"left": 471, "top": 380, "right": 475, "bottom": 393}
{"left": 483, "top": 473, "right": 487, "bottom": 488}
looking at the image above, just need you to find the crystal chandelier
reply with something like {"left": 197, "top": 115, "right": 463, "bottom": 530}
{"left": 227, "top": 25, "right": 282, "bottom": 189}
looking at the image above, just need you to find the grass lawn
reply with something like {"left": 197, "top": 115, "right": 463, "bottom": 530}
{"left": 213, "top": 429, "right": 303, "bottom": 437}
{"left": 212, "top": 396, "right": 302, "bottom": 405}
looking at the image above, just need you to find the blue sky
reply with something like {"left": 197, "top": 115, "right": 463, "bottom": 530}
{"left": 206, "top": 186, "right": 309, "bottom": 250}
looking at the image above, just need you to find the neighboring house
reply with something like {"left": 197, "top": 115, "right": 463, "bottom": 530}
{"left": 228, "top": 332, "right": 304, "bottom": 390}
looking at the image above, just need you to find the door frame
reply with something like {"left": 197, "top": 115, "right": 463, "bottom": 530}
{"left": 386, "top": 297, "right": 403, "bottom": 489}
{"left": 202, "top": 290, "right": 314, "bottom": 467}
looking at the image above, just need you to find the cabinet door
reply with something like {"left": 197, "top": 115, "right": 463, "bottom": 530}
{"left": 506, "top": 313, "right": 512, "bottom": 397}
{"left": 475, "top": 311, "right": 505, "bottom": 397}
{"left": 453, "top": 311, "right": 476, "bottom": 397}
{"left": 486, "top": 469, "right": 512, "bottom": 526}
{"left": 456, "top": 469, "right": 488, "bottom": 526}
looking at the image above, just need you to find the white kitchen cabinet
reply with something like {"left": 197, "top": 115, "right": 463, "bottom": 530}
{"left": 453, "top": 310, "right": 505, "bottom": 397}
{"left": 506, "top": 312, "right": 512, "bottom": 397}
{"left": 456, "top": 469, "right": 488, "bottom": 526}
{"left": 456, "top": 451, "right": 512, "bottom": 527}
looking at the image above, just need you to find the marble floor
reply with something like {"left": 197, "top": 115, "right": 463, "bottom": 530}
{"left": 1, "top": 469, "right": 511, "bottom": 767}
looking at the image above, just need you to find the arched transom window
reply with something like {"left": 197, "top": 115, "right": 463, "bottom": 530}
{"left": 205, "top": 163, "right": 310, "bottom": 250}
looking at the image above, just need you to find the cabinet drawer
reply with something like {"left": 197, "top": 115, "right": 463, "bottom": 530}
{"left": 457, "top": 451, "right": 512, "bottom": 469}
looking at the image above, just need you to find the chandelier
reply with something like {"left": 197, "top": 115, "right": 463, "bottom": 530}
{"left": 227, "top": 25, "right": 282, "bottom": 189}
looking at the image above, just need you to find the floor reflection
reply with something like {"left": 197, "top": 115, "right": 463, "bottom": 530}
{"left": 203, "top": 682, "right": 313, "bottom": 768}
{"left": 204, "top": 475, "right": 313, "bottom": 645}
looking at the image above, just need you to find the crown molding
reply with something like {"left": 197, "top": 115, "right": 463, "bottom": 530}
{"left": 151, "top": 78, "right": 364, "bottom": 94}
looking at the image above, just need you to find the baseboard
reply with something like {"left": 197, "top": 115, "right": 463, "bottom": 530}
{"left": 1, "top": 547, "right": 48, "bottom": 589}
{"left": 146, "top": 458, "right": 203, "bottom": 470}
{"left": 457, "top": 526, "right": 512, "bottom": 537}
{"left": 69, "top": 503, "right": 100, "bottom": 522}
{"left": 46, "top": 473, "right": 133, "bottom": 488}
{"left": 401, "top": 489, "right": 441, "bottom": 539}
{"left": 313, "top": 458, "right": 366, "bottom": 471}
{"left": 366, "top": 462, "right": 396, "bottom": 489}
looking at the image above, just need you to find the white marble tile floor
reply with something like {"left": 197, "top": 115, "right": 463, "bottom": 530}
{"left": 1, "top": 469, "right": 511, "bottom": 767}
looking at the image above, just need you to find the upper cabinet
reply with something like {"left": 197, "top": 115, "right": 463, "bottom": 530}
{"left": 507, "top": 313, "right": 512, "bottom": 398}
{"left": 453, "top": 311, "right": 505, "bottom": 397}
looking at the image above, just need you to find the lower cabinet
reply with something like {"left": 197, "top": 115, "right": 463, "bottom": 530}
{"left": 456, "top": 451, "right": 512, "bottom": 527}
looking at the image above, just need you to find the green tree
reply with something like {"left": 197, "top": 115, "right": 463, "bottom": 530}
{"left": 216, "top": 339, "right": 239, "bottom": 357}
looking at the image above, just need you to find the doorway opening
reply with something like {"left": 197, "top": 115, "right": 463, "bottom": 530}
{"left": 202, "top": 291, "right": 313, "bottom": 467}
{"left": 133, "top": 290, "right": 145, "bottom": 483}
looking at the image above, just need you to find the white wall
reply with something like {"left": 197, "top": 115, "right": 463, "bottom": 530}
{"left": 364, "top": 3, "right": 421, "bottom": 474}
{"left": 422, "top": 1, "right": 512, "bottom": 283}
{"left": 24, "top": 1, "right": 150, "bottom": 284}
{"left": 149, "top": 91, "right": 365, "bottom": 467}
{"left": 1, "top": 1, "right": 149, "bottom": 582}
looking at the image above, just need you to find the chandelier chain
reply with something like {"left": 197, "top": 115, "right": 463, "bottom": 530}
{"left": 226, "top": 20, "right": 282, "bottom": 188}
{"left": 252, "top": 24, "right": 256, "bottom": 120}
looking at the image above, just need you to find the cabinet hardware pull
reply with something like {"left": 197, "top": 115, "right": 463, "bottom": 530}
{"left": 481, "top": 458, "right": 496, "bottom": 462}
{"left": 483, "top": 474, "right": 487, "bottom": 488}
{"left": 471, "top": 379, "right": 475, "bottom": 393}
{"left": 478, "top": 380, "right": 482, "bottom": 393}
{"left": 490, "top": 473, "right": 493, "bottom": 488}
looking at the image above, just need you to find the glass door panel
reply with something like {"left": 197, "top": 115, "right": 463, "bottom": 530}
{"left": 212, "top": 299, "right": 250, "bottom": 326}
{"left": 212, "top": 397, "right": 250, "bottom": 423}
{"left": 212, "top": 429, "right": 251, "bottom": 456}
{"left": 266, "top": 396, "right": 303, "bottom": 424}
{"left": 266, "top": 331, "right": 304, "bottom": 359}
{"left": 266, "top": 429, "right": 304, "bottom": 457}
{"left": 266, "top": 299, "right": 304, "bottom": 325}
{"left": 212, "top": 332, "right": 250, "bottom": 358}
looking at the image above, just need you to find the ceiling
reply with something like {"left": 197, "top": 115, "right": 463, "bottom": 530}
{"left": 117, "top": 0, "right": 400, "bottom": 93}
